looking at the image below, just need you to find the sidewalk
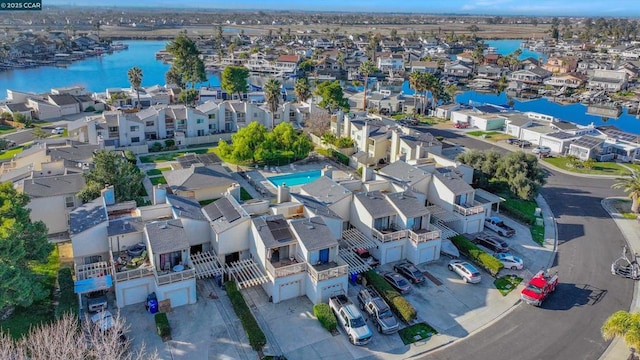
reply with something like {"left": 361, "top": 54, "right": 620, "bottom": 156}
{"left": 599, "top": 198, "right": 640, "bottom": 360}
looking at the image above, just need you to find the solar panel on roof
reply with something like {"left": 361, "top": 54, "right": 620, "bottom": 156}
{"left": 205, "top": 204, "right": 224, "bottom": 221}
{"left": 217, "top": 198, "right": 240, "bottom": 222}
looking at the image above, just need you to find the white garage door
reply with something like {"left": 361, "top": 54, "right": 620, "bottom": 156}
{"left": 419, "top": 246, "right": 436, "bottom": 264}
{"left": 122, "top": 286, "right": 149, "bottom": 307}
{"left": 386, "top": 246, "right": 403, "bottom": 263}
{"left": 279, "top": 280, "right": 301, "bottom": 301}
{"left": 467, "top": 219, "right": 482, "bottom": 234}
{"left": 321, "top": 283, "right": 343, "bottom": 301}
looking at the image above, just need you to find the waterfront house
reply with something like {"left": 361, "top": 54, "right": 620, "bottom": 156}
{"left": 476, "top": 65, "right": 507, "bottom": 80}
{"left": 542, "top": 56, "right": 578, "bottom": 74}
{"left": 587, "top": 69, "right": 628, "bottom": 91}
{"left": 567, "top": 135, "right": 605, "bottom": 161}
{"left": 409, "top": 60, "right": 439, "bottom": 74}
{"left": 434, "top": 103, "right": 462, "bottom": 120}
{"left": 443, "top": 61, "right": 472, "bottom": 78}
{"left": 543, "top": 73, "right": 586, "bottom": 88}
{"left": 509, "top": 66, "right": 552, "bottom": 84}
{"left": 450, "top": 106, "right": 507, "bottom": 131}
{"left": 377, "top": 53, "right": 405, "bottom": 73}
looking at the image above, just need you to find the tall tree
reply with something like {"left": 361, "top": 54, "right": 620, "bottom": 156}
{"left": 264, "top": 78, "right": 282, "bottom": 130}
{"left": 294, "top": 77, "right": 311, "bottom": 103}
{"left": 359, "top": 60, "right": 377, "bottom": 111}
{"left": 127, "top": 66, "right": 143, "bottom": 109}
{"left": 165, "top": 33, "right": 207, "bottom": 90}
{"left": 221, "top": 66, "right": 249, "bottom": 100}
{"left": 0, "top": 182, "right": 52, "bottom": 309}
{"left": 602, "top": 311, "right": 640, "bottom": 354}
{"left": 313, "top": 80, "right": 349, "bottom": 113}
{"left": 409, "top": 71, "right": 423, "bottom": 114}
{"left": 612, "top": 171, "right": 640, "bottom": 213}
{"left": 78, "top": 151, "right": 144, "bottom": 203}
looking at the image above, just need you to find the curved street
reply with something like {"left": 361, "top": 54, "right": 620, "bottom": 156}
{"left": 420, "top": 127, "right": 634, "bottom": 360}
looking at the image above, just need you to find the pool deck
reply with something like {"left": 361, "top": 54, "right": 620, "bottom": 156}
{"left": 239, "top": 160, "right": 354, "bottom": 197}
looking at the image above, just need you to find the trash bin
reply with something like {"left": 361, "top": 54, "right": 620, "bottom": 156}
{"left": 350, "top": 273, "right": 358, "bottom": 284}
{"left": 148, "top": 298, "right": 158, "bottom": 314}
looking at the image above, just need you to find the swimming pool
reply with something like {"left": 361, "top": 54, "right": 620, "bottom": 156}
{"left": 268, "top": 170, "right": 321, "bottom": 187}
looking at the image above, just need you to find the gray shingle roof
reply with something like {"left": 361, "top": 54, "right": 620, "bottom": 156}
{"left": 378, "top": 161, "right": 431, "bottom": 186}
{"left": 69, "top": 197, "right": 107, "bottom": 235}
{"left": 166, "top": 194, "right": 207, "bottom": 221}
{"left": 145, "top": 219, "right": 189, "bottom": 254}
{"left": 23, "top": 173, "right": 85, "bottom": 198}
{"left": 434, "top": 168, "right": 473, "bottom": 195}
{"left": 290, "top": 193, "right": 342, "bottom": 220}
{"left": 290, "top": 217, "right": 337, "bottom": 251}
{"left": 48, "top": 94, "right": 78, "bottom": 106}
{"left": 355, "top": 191, "right": 396, "bottom": 218}
{"left": 385, "top": 191, "right": 429, "bottom": 218}
{"left": 107, "top": 217, "right": 145, "bottom": 237}
{"left": 300, "top": 176, "right": 351, "bottom": 204}
{"left": 203, "top": 196, "right": 248, "bottom": 233}
{"left": 48, "top": 144, "right": 99, "bottom": 163}
{"left": 163, "top": 164, "right": 235, "bottom": 192}
{"left": 571, "top": 135, "right": 604, "bottom": 149}
{"left": 252, "top": 215, "right": 296, "bottom": 249}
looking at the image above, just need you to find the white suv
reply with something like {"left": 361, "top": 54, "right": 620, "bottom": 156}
{"left": 448, "top": 260, "right": 482, "bottom": 283}
{"left": 532, "top": 146, "right": 551, "bottom": 155}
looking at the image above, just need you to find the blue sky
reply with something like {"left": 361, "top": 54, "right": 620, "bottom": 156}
{"left": 45, "top": 0, "right": 640, "bottom": 16}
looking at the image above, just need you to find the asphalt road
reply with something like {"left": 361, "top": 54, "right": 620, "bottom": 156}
{"left": 418, "top": 128, "right": 634, "bottom": 360}
{"left": 1, "top": 128, "right": 35, "bottom": 146}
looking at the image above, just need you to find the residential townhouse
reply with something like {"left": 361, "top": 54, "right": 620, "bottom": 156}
{"left": 588, "top": 69, "right": 629, "bottom": 91}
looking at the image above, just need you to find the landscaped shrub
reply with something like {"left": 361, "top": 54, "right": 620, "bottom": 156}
{"left": 225, "top": 281, "right": 266, "bottom": 351}
{"left": 149, "top": 142, "right": 163, "bottom": 153}
{"left": 331, "top": 149, "right": 350, "bottom": 166}
{"left": 450, "top": 235, "right": 504, "bottom": 277}
{"left": 154, "top": 312, "right": 171, "bottom": 337}
{"left": 313, "top": 303, "right": 337, "bottom": 333}
{"left": 363, "top": 270, "right": 417, "bottom": 323}
{"left": 500, "top": 205, "right": 535, "bottom": 225}
{"left": 84, "top": 106, "right": 96, "bottom": 112}
{"left": 55, "top": 268, "right": 78, "bottom": 318}
{"left": 164, "top": 139, "right": 175, "bottom": 149}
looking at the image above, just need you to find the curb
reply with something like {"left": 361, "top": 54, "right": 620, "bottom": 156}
{"left": 598, "top": 198, "right": 640, "bottom": 360}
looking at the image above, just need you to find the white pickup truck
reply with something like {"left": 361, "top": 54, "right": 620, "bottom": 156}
{"left": 328, "top": 292, "right": 373, "bottom": 345}
{"left": 484, "top": 216, "right": 516, "bottom": 237}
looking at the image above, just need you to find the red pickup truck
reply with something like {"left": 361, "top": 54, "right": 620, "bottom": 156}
{"left": 520, "top": 270, "right": 558, "bottom": 306}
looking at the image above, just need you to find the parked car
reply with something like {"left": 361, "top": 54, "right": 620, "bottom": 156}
{"left": 448, "top": 260, "right": 482, "bottom": 283}
{"left": 519, "top": 140, "right": 532, "bottom": 148}
{"left": 454, "top": 122, "right": 470, "bottom": 129}
{"left": 87, "top": 291, "right": 108, "bottom": 313}
{"left": 51, "top": 126, "right": 65, "bottom": 134}
{"left": 393, "top": 261, "right": 425, "bottom": 284}
{"left": 380, "top": 271, "right": 412, "bottom": 294}
{"left": 473, "top": 233, "right": 510, "bottom": 253}
{"left": 532, "top": 146, "right": 551, "bottom": 155}
{"left": 506, "top": 138, "right": 521, "bottom": 145}
{"left": 494, "top": 253, "right": 524, "bottom": 270}
{"left": 354, "top": 248, "right": 380, "bottom": 268}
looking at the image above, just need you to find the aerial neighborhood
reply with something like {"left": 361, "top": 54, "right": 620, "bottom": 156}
{"left": 1, "top": 7, "right": 640, "bottom": 360}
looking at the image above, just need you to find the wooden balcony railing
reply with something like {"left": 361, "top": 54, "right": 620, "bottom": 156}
{"left": 265, "top": 255, "right": 307, "bottom": 278}
{"left": 307, "top": 262, "right": 349, "bottom": 283}
{"left": 155, "top": 268, "right": 196, "bottom": 286}
{"left": 113, "top": 266, "right": 154, "bottom": 283}
{"left": 408, "top": 226, "right": 441, "bottom": 244}
{"left": 453, "top": 203, "right": 485, "bottom": 216}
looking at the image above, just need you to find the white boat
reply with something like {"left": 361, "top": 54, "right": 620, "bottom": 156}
{"left": 440, "top": 239, "right": 460, "bottom": 259}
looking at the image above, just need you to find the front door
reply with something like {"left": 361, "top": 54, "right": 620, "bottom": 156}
{"left": 319, "top": 248, "right": 329, "bottom": 264}
{"left": 225, "top": 252, "right": 240, "bottom": 265}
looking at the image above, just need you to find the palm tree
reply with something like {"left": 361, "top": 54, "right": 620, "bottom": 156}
{"left": 127, "top": 67, "right": 143, "bottom": 109}
{"left": 264, "top": 78, "right": 282, "bottom": 130}
{"left": 359, "top": 60, "right": 377, "bottom": 111}
{"left": 602, "top": 311, "right": 640, "bottom": 355}
{"left": 294, "top": 78, "right": 311, "bottom": 104}
{"left": 409, "top": 71, "right": 422, "bottom": 115}
{"left": 612, "top": 171, "right": 640, "bottom": 213}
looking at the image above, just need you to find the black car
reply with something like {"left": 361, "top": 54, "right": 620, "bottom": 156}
{"left": 381, "top": 271, "right": 412, "bottom": 294}
{"left": 393, "top": 262, "right": 425, "bottom": 284}
{"left": 473, "top": 233, "right": 509, "bottom": 253}
{"left": 506, "top": 138, "right": 521, "bottom": 146}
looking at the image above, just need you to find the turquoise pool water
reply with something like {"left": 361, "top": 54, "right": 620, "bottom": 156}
{"left": 268, "top": 170, "right": 321, "bottom": 187}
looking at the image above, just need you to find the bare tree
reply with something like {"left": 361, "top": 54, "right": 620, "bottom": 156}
{"left": 0, "top": 313, "right": 158, "bottom": 360}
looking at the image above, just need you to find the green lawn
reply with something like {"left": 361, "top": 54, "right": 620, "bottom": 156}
{"left": 139, "top": 148, "right": 213, "bottom": 163}
{"left": 543, "top": 157, "right": 631, "bottom": 176}
{"left": 149, "top": 176, "right": 167, "bottom": 185}
{"left": 0, "top": 247, "right": 61, "bottom": 339}
{"left": 494, "top": 275, "right": 523, "bottom": 296}
{"left": 146, "top": 167, "right": 171, "bottom": 176}
{"left": 398, "top": 322, "right": 438, "bottom": 345}
{"left": 467, "top": 131, "right": 503, "bottom": 137}
{"left": 0, "top": 146, "right": 24, "bottom": 160}
{"left": 198, "top": 199, "right": 218, "bottom": 206}
{"left": 626, "top": 163, "right": 640, "bottom": 173}
{"left": 497, "top": 191, "right": 545, "bottom": 245}
{"left": 240, "top": 187, "right": 253, "bottom": 201}
{"left": 612, "top": 199, "right": 638, "bottom": 219}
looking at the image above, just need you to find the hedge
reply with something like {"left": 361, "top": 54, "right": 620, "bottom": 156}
{"left": 55, "top": 268, "right": 78, "bottom": 318}
{"left": 225, "top": 281, "right": 267, "bottom": 351}
{"left": 313, "top": 303, "right": 337, "bottom": 333}
{"left": 450, "top": 235, "right": 504, "bottom": 277}
{"left": 499, "top": 205, "right": 535, "bottom": 225}
{"left": 363, "top": 270, "right": 417, "bottom": 323}
{"left": 154, "top": 312, "right": 171, "bottom": 337}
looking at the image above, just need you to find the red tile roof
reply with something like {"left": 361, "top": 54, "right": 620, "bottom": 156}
{"left": 276, "top": 55, "right": 300, "bottom": 63}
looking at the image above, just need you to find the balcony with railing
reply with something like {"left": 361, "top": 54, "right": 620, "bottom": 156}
{"left": 265, "top": 254, "right": 307, "bottom": 278}
{"left": 408, "top": 225, "right": 441, "bottom": 244}
{"left": 307, "top": 261, "right": 349, "bottom": 283}
{"left": 155, "top": 267, "right": 196, "bottom": 286}
{"left": 113, "top": 266, "right": 155, "bottom": 283}
{"left": 453, "top": 203, "right": 485, "bottom": 216}
{"left": 371, "top": 223, "right": 405, "bottom": 243}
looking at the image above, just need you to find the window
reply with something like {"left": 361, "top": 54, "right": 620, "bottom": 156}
{"left": 274, "top": 114, "right": 280, "bottom": 119}
{"left": 131, "top": 136, "right": 140, "bottom": 143}
{"left": 209, "top": 124, "right": 216, "bottom": 130}
{"left": 130, "top": 126, "right": 139, "bottom": 132}
{"left": 177, "top": 119, "right": 185, "bottom": 125}
{"left": 197, "top": 118, "right": 204, "bottom": 124}
{"left": 197, "top": 129, "right": 205, "bottom": 136}
{"left": 108, "top": 126, "right": 118, "bottom": 133}
{"left": 208, "top": 113, "right": 216, "bottom": 119}
{"left": 84, "top": 255, "right": 102, "bottom": 264}
{"left": 65, "top": 195, "right": 74, "bottom": 208}
{"left": 145, "top": 121, "right": 154, "bottom": 127}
